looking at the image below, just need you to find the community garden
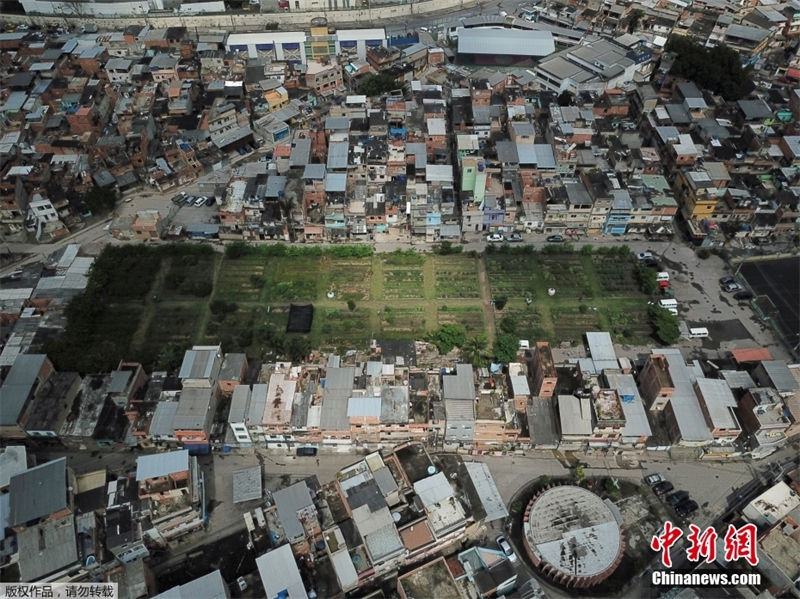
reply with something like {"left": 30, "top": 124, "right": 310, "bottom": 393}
{"left": 47, "top": 242, "right": 662, "bottom": 372}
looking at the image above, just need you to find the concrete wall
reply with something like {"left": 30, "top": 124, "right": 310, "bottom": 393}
{"left": 7, "top": 0, "right": 479, "bottom": 29}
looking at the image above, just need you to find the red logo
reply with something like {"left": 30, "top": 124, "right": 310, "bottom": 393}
{"left": 650, "top": 521, "right": 683, "bottom": 568}
{"left": 686, "top": 524, "right": 717, "bottom": 563}
{"left": 724, "top": 523, "right": 759, "bottom": 566}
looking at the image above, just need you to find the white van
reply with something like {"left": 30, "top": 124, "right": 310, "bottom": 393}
{"left": 656, "top": 272, "right": 670, "bottom": 282}
{"left": 689, "top": 327, "right": 709, "bottom": 339}
{"left": 658, "top": 299, "right": 678, "bottom": 309}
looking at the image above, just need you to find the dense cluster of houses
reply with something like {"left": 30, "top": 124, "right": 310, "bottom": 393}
{"left": 0, "top": 433, "right": 521, "bottom": 598}
{"left": 3, "top": 3, "right": 800, "bottom": 245}
{"left": 2, "top": 332, "right": 798, "bottom": 462}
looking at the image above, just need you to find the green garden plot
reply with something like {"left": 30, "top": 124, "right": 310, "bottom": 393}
{"left": 485, "top": 255, "right": 539, "bottom": 299}
{"left": 327, "top": 258, "right": 373, "bottom": 301}
{"left": 138, "top": 303, "right": 203, "bottom": 366}
{"left": 437, "top": 305, "right": 485, "bottom": 335}
{"left": 215, "top": 255, "right": 266, "bottom": 301}
{"left": 261, "top": 256, "right": 322, "bottom": 302}
{"left": 383, "top": 267, "right": 426, "bottom": 299}
{"left": 434, "top": 256, "right": 481, "bottom": 298}
{"left": 591, "top": 255, "right": 641, "bottom": 296}
{"left": 315, "top": 307, "right": 373, "bottom": 349}
{"left": 379, "top": 305, "right": 426, "bottom": 337}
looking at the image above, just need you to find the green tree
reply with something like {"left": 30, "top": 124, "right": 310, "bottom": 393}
{"left": 283, "top": 336, "right": 311, "bottom": 362}
{"left": 461, "top": 334, "right": 488, "bottom": 367}
{"left": 557, "top": 90, "right": 574, "bottom": 106}
{"left": 225, "top": 241, "right": 249, "bottom": 259}
{"left": 635, "top": 264, "right": 659, "bottom": 295}
{"left": 627, "top": 8, "right": 644, "bottom": 33}
{"left": 664, "top": 35, "right": 753, "bottom": 100}
{"left": 346, "top": 299, "right": 356, "bottom": 311}
{"left": 499, "top": 315, "right": 517, "bottom": 335}
{"left": 649, "top": 306, "right": 681, "bottom": 345}
{"left": 428, "top": 324, "right": 467, "bottom": 354}
{"left": 494, "top": 296, "right": 508, "bottom": 311}
{"left": 357, "top": 73, "right": 404, "bottom": 96}
{"left": 493, "top": 334, "right": 518, "bottom": 363}
{"left": 574, "top": 466, "right": 586, "bottom": 482}
{"left": 82, "top": 186, "right": 117, "bottom": 213}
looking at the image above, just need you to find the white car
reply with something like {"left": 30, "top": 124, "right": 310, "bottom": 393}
{"left": 487, "top": 234, "right": 504, "bottom": 242}
{"left": 636, "top": 251, "right": 654, "bottom": 261}
{"left": 645, "top": 473, "right": 665, "bottom": 487}
{"left": 496, "top": 535, "right": 517, "bottom": 562}
{"left": 194, "top": 196, "right": 207, "bottom": 206}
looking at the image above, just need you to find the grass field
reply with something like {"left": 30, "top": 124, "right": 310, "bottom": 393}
{"left": 52, "top": 245, "right": 655, "bottom": 371}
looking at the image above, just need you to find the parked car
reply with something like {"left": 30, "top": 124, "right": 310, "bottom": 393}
{"left": 205, "top": 196, "right": 216, "bottom": 207}
{"left": 236, "top": 577, "right": 247, "bottom": 592}
{"left": 546, "top": 235, "right": 564, "bottom": 243}
{"left": 644, "top": 473, "right": 665, "bottom": 487}
{"left": 636, "top": 251, "right": 654, "bottom": 261}
{"left": 734, "top": 290, "right": 754, "bottom": 301}
{"left": 653, "top": 481, "right": 674, "bottom": 496}
{"left": 719, "top": 275, "right": 735, "bottom": 286}
{"left": 194, "top": 196, "right": 207, "bottom": 207}
{"left": 487, "top": 234, "right": 504, "bottom": 242}
{"left": 666, "top": 490, "right": 690, "bottom": 506}
{"left": 508, "top": 233, "right": 523, "bottom": 242}
{"left": 675, "top": 499, "right": 699, "bottom": 518}
{"left": 184, "top": 195, "right": 196, "bottom": 206}
{"left": 495, "top": 536, "right": 517, "bottom": 562}
{"left": 723, "top": 282, "right": 743, "bottom": 293}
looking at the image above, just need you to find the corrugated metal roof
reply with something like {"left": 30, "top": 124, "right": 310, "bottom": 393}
{"left": 136, "top": 450, "right": 189, "bottom": 481}
{"left": 586, "top": 332, "right": 617, "bottom": 371}
{"left": 696, "top": 378, "right": 738, "bottom": 430}
{"left": 153, "top": 569, "right": 230, "bottom": 599}
{"left": 457, "top": 27, "right": 554, "bottom": 57}
{"left": 347, "top": 395, "right": 381, "bottom": 418}
{"left": 273, "top": 481, "right": 314, "bottom": 541}
{"left": 464, "top": 462, "right": 508, "bottom": 522}
{"left": 527, "top": 397, "right": 560, "bottom": 447}
{"left": 178, "top": 347, "right": 220, "bottom": 381}
{"left": 0, "top": 354, "right": 47, "bottom": 426}
{"left": 327, "top": 141, "right": 349, "bottom": 170}
{"left": 228, "top": 385, "right": 251, "bottom": 423}
{"left": 413, "top": 471, "right": 453, "bottom": 507}
{"left": 256, "top": 544, "right": 308, "bottom": 599}
{"left": 443, "top": 364, "right": 474, "bottom": 401}
{"left": 558, "top": 394, "right": 592, "bottom": 436}
{"left": 320, "top": 367, "right": 354, "bottom": 431}
{"left": 9, "top": 457, "right": 67, "bottom": 526}
{"left": 654, "top": 350, "right": 712, "bottom": 442}
{"left": 149, "top": 401, "right": 178, "bottom": 437}
{"left": 760, "top": 360, "right": 799, "bottom": 392}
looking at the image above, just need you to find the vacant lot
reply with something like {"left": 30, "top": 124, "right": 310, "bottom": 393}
{"left": 51, "top": 245, "right": 655, "bottom": 371}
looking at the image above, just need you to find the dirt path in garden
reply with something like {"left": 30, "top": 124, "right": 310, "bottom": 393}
{"left": 422, "top": 257, "right": 438, "bottom": 331}
{"left": 371, "top": 255, "right": 384, "bottom": 300}
{"left": 130, "top": 257, "right": 171, "bottom": 351}
{"left": 193, "top": 255, "right": 225, "bottom": 344}
{"left": 476, "top": 259, "right": 497, "bottom": 344}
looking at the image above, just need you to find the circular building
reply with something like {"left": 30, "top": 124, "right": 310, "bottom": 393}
{"left": 522, "top": 485, "right": 625, "bottom": 589}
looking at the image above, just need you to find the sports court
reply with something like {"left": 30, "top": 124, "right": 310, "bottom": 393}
{"left": 738, "top": 257, "right": 800, "bottom": 348}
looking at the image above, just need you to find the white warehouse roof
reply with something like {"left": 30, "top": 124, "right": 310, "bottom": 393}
{"left": 457, "top": 27, "right": 555, "bottom": 57}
